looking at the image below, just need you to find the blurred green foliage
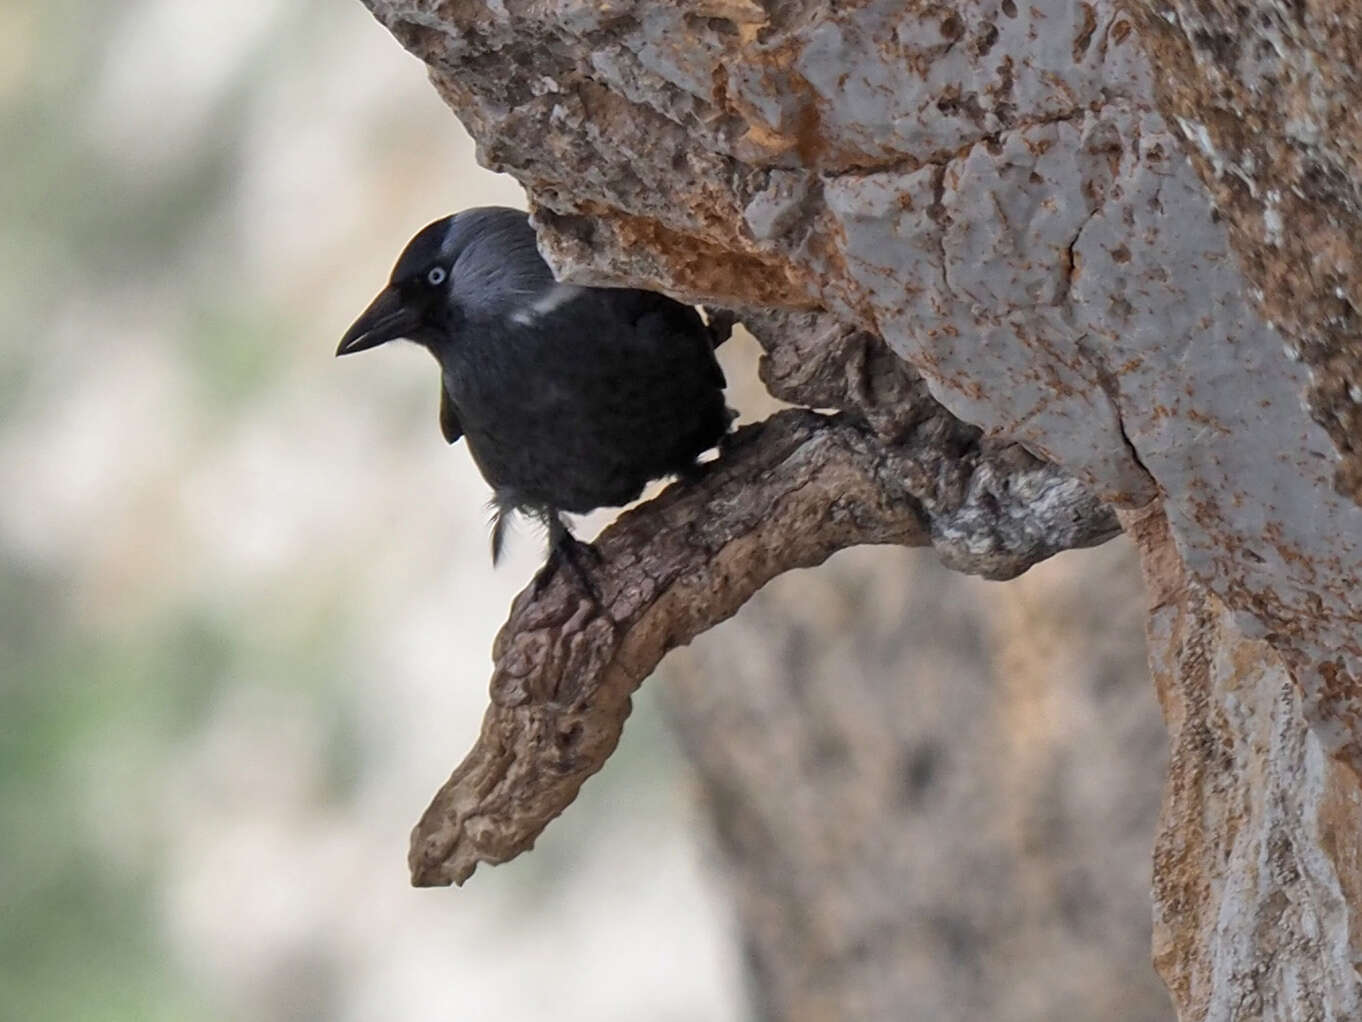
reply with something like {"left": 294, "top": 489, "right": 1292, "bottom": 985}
{"left": 0, "top": 3, "right": 335, "bottom": 1018}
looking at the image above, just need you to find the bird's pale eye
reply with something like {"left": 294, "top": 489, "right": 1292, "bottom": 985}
{"left": 426, "top": 266, "right": 448, "bottom": 286}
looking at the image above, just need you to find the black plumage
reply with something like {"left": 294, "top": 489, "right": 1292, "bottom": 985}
{"left": 338, "top": 206, "right": 732, "bottom": 585}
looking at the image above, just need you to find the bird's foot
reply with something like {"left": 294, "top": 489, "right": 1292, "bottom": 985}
{"left": 531, "top": 531, "right": 603, "bottom": 602}
{"left": 677, "top": 430, "right": 736, "bottom": 487}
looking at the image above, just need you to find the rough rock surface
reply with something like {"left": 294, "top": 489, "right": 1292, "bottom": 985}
{"left": 1127, "top": 506, "right": 1362, "bottom": 1022}
{"left": 360, "top": 1, "right": 1362, "bottom": 1017}
{"left": 1133, "top": 0, "right": 1362, "bottom": 505}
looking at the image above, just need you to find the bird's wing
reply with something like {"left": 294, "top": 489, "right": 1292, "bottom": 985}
{"left": 568, "top": 288, "right": 728, "bottom": 388}
{"left": 439, "top": 385, "right": 463, "bottom": 444}
{"left": 630, "top": 292, "right": 728, "bottom": 389}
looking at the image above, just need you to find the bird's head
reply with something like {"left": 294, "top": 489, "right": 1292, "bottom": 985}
{"left": 336, "top": 215, "right": 457, "bottom": 356}
{"left": 336, "top": 207, "right": 551, "bottom": 358}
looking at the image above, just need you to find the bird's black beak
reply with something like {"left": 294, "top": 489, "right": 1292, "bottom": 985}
{"left": 337, "top": 286, "right": 418, "bottom": 356}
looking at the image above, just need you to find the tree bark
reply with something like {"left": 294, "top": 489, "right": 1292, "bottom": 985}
{"left": 410, "top": 348, "right": 1118, "bottom": 886}
{"left": 361, "top": 2, "right": 1362, "bottom": 1018}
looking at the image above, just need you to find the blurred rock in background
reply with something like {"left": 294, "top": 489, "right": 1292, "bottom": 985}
{"left": 0, "top": 2, "right": 1165, "bottom": 1019}
{"left": 666, "top": 535, "right": 1168, "bottom": 1022}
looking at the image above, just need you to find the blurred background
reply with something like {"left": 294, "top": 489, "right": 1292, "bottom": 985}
{"left": 0, "top": 2, "right": 1169, "bottom": 1020}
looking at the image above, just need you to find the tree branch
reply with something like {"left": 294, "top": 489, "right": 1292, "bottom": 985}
{"left": 410, "top": 393, "right": 1119, "bottom": 885}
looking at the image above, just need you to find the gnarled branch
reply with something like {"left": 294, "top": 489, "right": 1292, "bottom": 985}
{"left": 410, "top": 383, "right": 1119, "bottom": 885}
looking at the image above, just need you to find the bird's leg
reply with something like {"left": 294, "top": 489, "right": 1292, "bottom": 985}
{"left": 531, "top": 514, "right": 602, "bottom": 600}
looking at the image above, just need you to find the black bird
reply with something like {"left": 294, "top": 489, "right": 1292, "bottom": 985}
{"left": 337, "top": 206, "right": 732, "bottom": 589}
